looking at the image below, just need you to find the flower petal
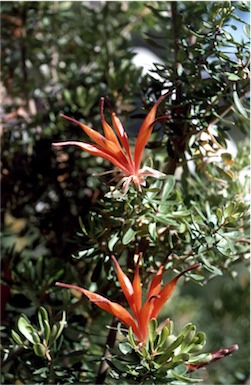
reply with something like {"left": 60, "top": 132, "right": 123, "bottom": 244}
{"left": 134, "top": 93, "right": 169, "bottom": 172}
{"left": 52, "top": 141, "right": 132, "bottom": 176}
{"left": 132, "top": 255, "right": 142, "bottom": 318}
{"left": 150, "top": 264, "right": 201, "bottom": 319}
{"left": 55, "top": 282, "right": 139, "bottom": 335}
{"left": 60, "top": 114, "right": 118, "bottom": 154}
{"left": 137, "top": 294, "right": 156, "bottom": 342}
{"left": 111, "top": 256, "right": 137, "bottom": 316}
{"left": 147, "top": 264, "right": 164, "bottom": 300}
{"left": 109, "top": 107, "right": 134, "bottom": 167}
{"left": 100, "top": 98, "right": 123, "bottom": 149}
{"left": 99, "top": 103, "right": 135, "bottom": 174}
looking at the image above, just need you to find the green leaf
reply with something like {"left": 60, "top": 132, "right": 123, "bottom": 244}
{"left": 157, "top": 326, "right": 170, "bottom": 350}
{"left": 78, "top": 216, "right": 89, "bottom": 236}
{"left": 225, "top": 73, "right": 241, "bottom": 81}
{"left": 108, "top": 232, "right": 120, "bottom": 251}
{"left": 31, "top": 331, "right": 41, "bottom": 344}
{"left": 33, "top": 342, "right": 47, "bottom": 357}
{"left": 179, "top": 323, "right": 196, "bottom": 344}
{"left": 43, "top": 320, "right": 51, "bottom": 344}
{"left": 188, "top": 353, "right": 212, "bottom": 364}
{"left": 149, "top": 222, "right": 157, "bottom": 240}
{"left": 161, "top": 176, "right": 176, "bottom": 201}
{"left": 199, "top": 255, "right": 223, "bottom": 276}
{"left": 157, "top": 335, "right": 184, "bottom": 363}
{"left": 188, "top": 343, "right": 206, "bottom": 353}
{"left": 179, "top": 223, "right": 186, "bottom": 233}
{"left": 233, "top": 84, "right": 248, "bottom": 118}
{"left": 128, "top": 327, "right": 136, "bottom": 347}
{"left": 11, "top": 330, "right": 25, "bottom": 346}
{"left": 148, "top": 318, "right": 157, "bottom": 347}
{"left": 243, "top": 23, "right": 250, "bottom": 38}
{"left": 168, "top": 210, "right": 191, "bottom": 218}
{"left": 49, "top": 324, "right": 59, "bottom": 347}
{"left": 149, "top": 213, "right": 177, "bottom": 226}
{"left": 38, "top": 307, "right": 49, "bottom": 334}
{"left": 17, "top": 316, "right": 36, "bottom": 344}
{"left": 171, "top": 367, "right": 203, "bottom": 383}
{"left": 122, "top": 228, "right": 136, "bottom": 245}
{"left": 118, "top": 341, "right": 133, "bottom": 355}
{"left": 63, "top": 89, "right": 73, "bottom": 105}
{"left": 54, "top": 311, "right": 67, "bottom": 342}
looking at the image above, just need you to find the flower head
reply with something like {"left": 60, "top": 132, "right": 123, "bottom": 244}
{"left": 56, "top": 256, "right": 200, "bottom": 342}
{"left": 53, "top": 94, "right": 170, "bottom": 191}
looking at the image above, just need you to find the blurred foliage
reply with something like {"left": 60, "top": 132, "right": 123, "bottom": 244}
{"left": 1, "top": 1, "right": 250, "bottom": 385}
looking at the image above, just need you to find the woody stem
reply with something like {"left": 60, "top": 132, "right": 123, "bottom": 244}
{"left": 95, "top": 318, "right": 118, "bottom": 385}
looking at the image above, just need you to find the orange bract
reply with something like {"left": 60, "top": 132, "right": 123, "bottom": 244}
{"left": 56, "top": 257, "right": 200, "bottom": 342}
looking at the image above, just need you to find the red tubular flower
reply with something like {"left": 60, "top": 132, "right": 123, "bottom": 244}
{"left": 53, "top": 94, "right": 170, "bottom": 191}
{"left": 56, "top": 256, "right": 200, "bottom": 342}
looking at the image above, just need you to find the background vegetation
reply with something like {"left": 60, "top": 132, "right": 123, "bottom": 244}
{"left": 1, "top": 1, "right": 250, "bottom": 384}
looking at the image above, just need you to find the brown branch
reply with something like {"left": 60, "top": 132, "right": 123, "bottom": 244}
{"left": 95, "top": 318, "right": 118, "bottom": 385}
{"left": 171, "top": 2, "right": 182, "bottom": 101}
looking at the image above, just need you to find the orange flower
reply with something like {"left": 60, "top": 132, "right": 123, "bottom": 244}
{"left": 56, "top": 256, "right": 200, "bottom": 342}
{"left": 53, "top": 94, "right": 170, "bottom": 191}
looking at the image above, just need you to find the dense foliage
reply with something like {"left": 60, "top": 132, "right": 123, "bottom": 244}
{"left": 1, "top": 2, "right": 250, "bottom": 384}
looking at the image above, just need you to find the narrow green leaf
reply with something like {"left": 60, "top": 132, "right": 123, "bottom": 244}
{"left": 161, "top": 176, "right": 175, "bottom": 201}
{"left": 149, "top": 222, "right": 157, "bottom": 240}
{"left": 233, "top": 85, "right": 248, "bottom": 118}
{"left": 148, "top": 318, "right": 157, "bottom": 347}
{"left": 157, "top": 325, "right": 170, "bottom": 349}
{"left": 78, "top": 216, "right": 89, "bottom": 236}
{"left": 49, "top": 324, "right": 58, "bottom": 347}
{"left": 168, "top": 210, "right": 191, "bottom": 218}
{"left": 171, "top": 368, "right": 203, "bottom": 383}
{"left": 54, "top": 311, "right": 66, "bottom": 341}
{"left": 149, "top": 213, "right": 177, "bottom": 226}
{"left": 38, "top": 307, "right": 49, "bottom": 334}
{"left": 43, "top": 320, "right": 51, "bottom": 344}
{"left": 11, "top": 330, "right": 25, "bottom": 346}
{"left": 128, "top": 327, "right": 136, "bottom": 347}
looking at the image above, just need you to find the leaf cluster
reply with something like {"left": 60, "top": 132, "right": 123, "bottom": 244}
{"left": 75, "top": 172, "right": 249, "bottom": 283}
